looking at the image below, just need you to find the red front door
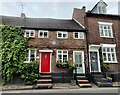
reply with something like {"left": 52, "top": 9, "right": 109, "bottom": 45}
{"left": 40, "top": 52, "right": 50, "bottom": 73}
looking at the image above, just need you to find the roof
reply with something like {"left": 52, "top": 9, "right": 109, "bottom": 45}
{"left": 0, "top": 15, "right": 86, "bottom": 32}
{"left": 86, "top": 12, "right": 120, "bottom": 19}
{"left": 90, "top": 0, "right": 107, "bottom": 13}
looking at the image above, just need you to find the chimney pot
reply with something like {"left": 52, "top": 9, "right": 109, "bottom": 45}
{"left": 82, "top": 6, "right": 86, "bottom": 12}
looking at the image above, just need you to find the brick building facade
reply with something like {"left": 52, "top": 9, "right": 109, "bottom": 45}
{"left": 72, "top": 0, "right": 120, "bottom": 72}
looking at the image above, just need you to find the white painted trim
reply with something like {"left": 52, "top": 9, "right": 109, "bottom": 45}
{"left": 73, "top": 19, "right": 85, "bottom": 29}
{"left": 57, "top": 31, "right": 68, "bottom": 39}
{"left": 39, "top": 52, "right": 52, "bottom": 73}
{"left": 101, "top": 44, "right": 118, "bottom": 63}
{"left": 39, "top": 50, "right": 53, "bottom": 53}
{"left": 98, "top": 23, "right": 113, "bottom": 38}
{"left": 73, "top": 32, "right": 84, "bottom": 39}
{"left": 100, "top": 44, "right": 116, "bottom": 47}
{"left": 98, "top": 22, "right": 113, "bottom": 25}
{"left": 73, "top": 51, "right": 85, "bottom": 73}
{"left": 89, "top": 45, "right": 101, "bottom": 72}
{"left": 38, "top": 30, "right": 49, "bottom": 38}
{"left": 24, "top": 29, "right": 35, "bottom": 38}
{"left": 56, "top": 50, "right": 68, "bottom": 62}
{"left": 24, "top": 49, "right": 37, "bottom": 63}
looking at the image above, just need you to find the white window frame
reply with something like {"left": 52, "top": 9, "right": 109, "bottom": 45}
{"left": 97, "top": 6, "right": 106, "bottom": 14}
{"left": 98, "top": 22, "right": 113, "bottom": 38}
{"left": 57, "top": 31, "right": 68, "bottom": 39}
{"left": 24, "top": 30, "right": 35, "bottom": 37}
{"left": 24, "top": 49, "right": 37, "bottom": 63}
{"left": 73, "top": 32, "right": 84, "bottom": 39}
{"left": 56, "top": 50, "right": 68, "bottom": 63}
{"left": 101, "top": 44, "right": 117, "bottom": 63}
{"left": 38, "top": 30, "right": 49, "bottom": 38}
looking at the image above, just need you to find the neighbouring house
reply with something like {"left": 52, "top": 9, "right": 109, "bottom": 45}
{"left": 72, "top": 0, "right": 120, "bottom": 83}
{"left": 1, "top": 13, "right": 91, "bottom": 84}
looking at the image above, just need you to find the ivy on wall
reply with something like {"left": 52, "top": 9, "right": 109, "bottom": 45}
{"left": 1, "top": 25, "right": 27, "bottom": 84}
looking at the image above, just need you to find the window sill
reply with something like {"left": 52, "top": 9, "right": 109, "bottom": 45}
{"left": 103, "top": 61, "right": 118, "bottom": 63}
{"left": 74, "top": 38, "right": 84, "bottom": 39}
{"left": 57, "top": 38, "right": 68, "bottom": 39}
{"left": 100, "top": 37, "right": 114, "bottom": 39}
{"left": 24, "top": 61, "right": 30, "bottom": 63}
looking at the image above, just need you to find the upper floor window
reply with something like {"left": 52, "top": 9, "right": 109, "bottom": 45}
{"left": 24, "top": 49, "right": 36, "bottom": 63}
{"left": 98, "top": 6, "right": 106, "bottom": 14}
{"left": 38, "top": 30, "right": 48, "bottom": 38}
{"left": 24, "top": 30, "right": 35, "bottom": 38}
{"left": 57, "top": 50, "right": 68, "bottom": 63}
{"left": 102, "top": 44, "right": 117, "bottom": 63}
{"left": 98, "top": 22, "right": 113, "bottom": 38}
{"left": 73, "top": 32, "right": 84, "bottom": 39}
{"left": 57, "top": 31, "right": 68, "bottom": 39}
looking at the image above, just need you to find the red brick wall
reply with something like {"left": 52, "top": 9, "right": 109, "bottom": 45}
{"left": 72, "top": 8, "right": 86, "bottom": 26}
{"left": 72, "top": 8, "right": 120, "bottom": 72}
{"left": 87, "top": 16, "right": 119, "bottom": 72}
{"left": 27, "top": 30, "right": 87, "bottom": 72}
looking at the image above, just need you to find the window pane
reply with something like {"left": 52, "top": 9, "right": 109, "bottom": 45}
{"left": 63, "top": 55, "right": 67, "bottom": 62}
{"left": 101, "top": 30, "right": 104, "bottom": 36}
{"left": 108, "top": 53, "right": 111, "bottom": 61}
{"left": 30, "top": 31, "right": 34, "bottom": 37}
{"left": 25, "top": 50, "right": 29, "bottom": 61}
{"left": 107, "top": 48, "right": 110, "bottom": 52}
{"left": 58, "top": 50, "right": 62, "bottom": 53}
{"left": 111, "top": 48, "right": 114, "bottom": 52}
{"left": 103, "top": 53, "right": 107, "bottom": 61}
{"left": 58, "top": 55, "right": 62, "bottom": 62}
{"left": 112, "top": 53, "right": 115, "bottom": 61}
{"left": 103, "top": 48, "right": 106, "bottom": 52}
{"left": 30, "top": 50, "right": 35, "bottom": 61}
{"left": 44, "top": 32, "right": 48, "bottom": 37}
{"left": 58, "top": 33, "right": 62, "bottom": 37}
{"left": 79, "top": 32, "right": 84, "bottom": 39}
{"left": 63, "top": 34, "right": 66, "bottom": 37}
{"left": 105, "top": 30, "right": 108, "bottom": 36}
{"left": 40, "top": 32, "right": 43, "bottom": 37}
{"left": 63, "top": 51, "right": 67, "bottom": 54}
{"left": 75, "top": 32, "right": 78, "bottom": 38}
{"left": 26, "top": 31, "right": 29, "bottom": 37}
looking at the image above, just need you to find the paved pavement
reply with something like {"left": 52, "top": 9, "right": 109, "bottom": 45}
{"left": 2, "top": 87, "right": 119, "bottom": 94}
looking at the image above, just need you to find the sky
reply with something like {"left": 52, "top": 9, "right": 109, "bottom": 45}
{"left": 0, "top": 0, "right": 120, "bottom": 19}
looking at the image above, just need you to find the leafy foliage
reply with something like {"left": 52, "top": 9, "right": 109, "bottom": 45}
{"left": 19, "top": 61, "right": 40, "bottom": 85}
{"left": 1, "top": 25, "right": 27, "bottom": 84}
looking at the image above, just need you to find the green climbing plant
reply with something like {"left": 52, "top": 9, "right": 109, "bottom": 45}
{"left": 19, "top": 61, "right": 40, "bottom": 85}
{"left": 1, "top": 25, "right": 27, "bottom": 84}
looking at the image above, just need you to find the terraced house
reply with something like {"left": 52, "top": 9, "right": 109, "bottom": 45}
{"left": 1, "top": 13, "right": 92, "bottom": 88}
{"left": 1, "top": 0, "right": 119, "bottom": 88}
{"left": 73, "top": 0, "right": 120, "bottom": 86}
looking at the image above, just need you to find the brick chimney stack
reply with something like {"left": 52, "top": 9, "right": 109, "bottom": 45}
{"left": 21, "top": 13, "right": 26, "bottom": 19}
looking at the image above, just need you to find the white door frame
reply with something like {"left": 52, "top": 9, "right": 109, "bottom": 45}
{"left": 39, "top": 50, "right": 53, "bottom": 73}
{"left": 89, "top": 45, "right": 101, "bottom": 72}
{"left": 73, "top": 51, "right": 85, "bottom": 73}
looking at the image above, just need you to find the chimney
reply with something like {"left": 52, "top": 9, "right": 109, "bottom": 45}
{"left": 82, "top": 6, "right": 86, "bottom": 12}
{"left": 21, "top": 13, "right": 26, "bottom": 19}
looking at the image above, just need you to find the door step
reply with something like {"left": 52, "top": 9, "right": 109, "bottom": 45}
{"left": 76, "top": 74, "right": 92, "bottom": 88}
{"left": 92, "top": 73, "right": 113, "bottom": 87}
{"left": 79, "top": 83, "right": 92, "bottom": 87}
{"left": 78, "top": 80, "right": 89, "bottom": 83}
{"left": 34, "top": 73, "right": 53, "bottom": 89}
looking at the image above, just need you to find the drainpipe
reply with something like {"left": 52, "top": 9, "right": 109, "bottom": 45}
{"left": 84, "top": 14, "right": 91, "bottom": 81}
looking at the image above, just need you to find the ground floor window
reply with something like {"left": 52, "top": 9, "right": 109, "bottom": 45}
{"left": 56, "top": 50, "right": 68, "bottom": 63}
{"left": 24, "top": 49, "right": 36, "bottom": 63}
{"left": 102, "top": 44, "right": 117, "bottom": 63}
